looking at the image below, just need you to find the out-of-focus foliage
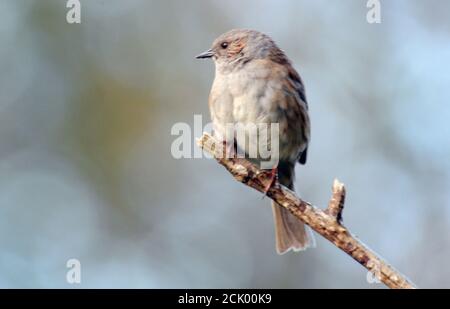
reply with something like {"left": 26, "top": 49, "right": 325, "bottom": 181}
{"left": 0, "top": 0, "right": 449, "bottom": 288}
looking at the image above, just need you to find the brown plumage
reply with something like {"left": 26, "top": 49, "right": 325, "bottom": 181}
{"left": 197, "top": 29, "right": 314, "bottom": 254}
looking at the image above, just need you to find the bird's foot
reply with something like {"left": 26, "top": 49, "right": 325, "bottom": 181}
{"left": 262, "top": 167, "right": 278, "bottom": 198}
{"left": 221, "top": 139, "right": 237, "bottom": 159}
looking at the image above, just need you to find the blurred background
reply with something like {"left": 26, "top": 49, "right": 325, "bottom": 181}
{"left": 0, "top": 0, "right": 449, "bottom": 288}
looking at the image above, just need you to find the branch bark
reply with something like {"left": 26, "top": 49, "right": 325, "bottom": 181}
{"left": 197, "top": 132, "right": 416, "bottom": 289}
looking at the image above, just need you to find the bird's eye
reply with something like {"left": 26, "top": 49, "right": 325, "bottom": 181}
{"left": 221, "top": 42, "right": 229, "bottom": 49}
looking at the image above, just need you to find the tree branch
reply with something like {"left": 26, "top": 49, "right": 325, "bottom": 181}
{"left": 197, "top": 132, "right": 416, "bottom": 289}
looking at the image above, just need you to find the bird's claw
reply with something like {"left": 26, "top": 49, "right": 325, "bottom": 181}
{"left": 262, "top": 167, "right": 278, "bottom": 199}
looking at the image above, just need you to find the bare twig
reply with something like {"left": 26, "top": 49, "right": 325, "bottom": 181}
{"left": 326, "top": 179, "right": 345, "bottom": 224}
{"left": 197, "top": 132, "right": 416, "bottom": 289}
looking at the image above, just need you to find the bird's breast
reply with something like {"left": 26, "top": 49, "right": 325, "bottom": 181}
{"left": 228, "top": 70, "right": 270, "bottom": 124}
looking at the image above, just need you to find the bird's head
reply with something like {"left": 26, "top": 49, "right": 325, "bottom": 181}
{"left": 196, "top": 29, "right": 280, "bottom": 72}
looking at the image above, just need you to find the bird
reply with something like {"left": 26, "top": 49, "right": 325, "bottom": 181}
{"left": 196, "top": 29, "right": 314, "bottom": 254}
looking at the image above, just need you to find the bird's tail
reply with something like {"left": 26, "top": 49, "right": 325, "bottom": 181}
{"left": 272, "top": 161, "right": 315, "bottom": 254}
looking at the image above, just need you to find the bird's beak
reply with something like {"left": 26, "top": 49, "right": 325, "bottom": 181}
{"left": 195, "top": 49, "right": 214, "bottom": 59}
